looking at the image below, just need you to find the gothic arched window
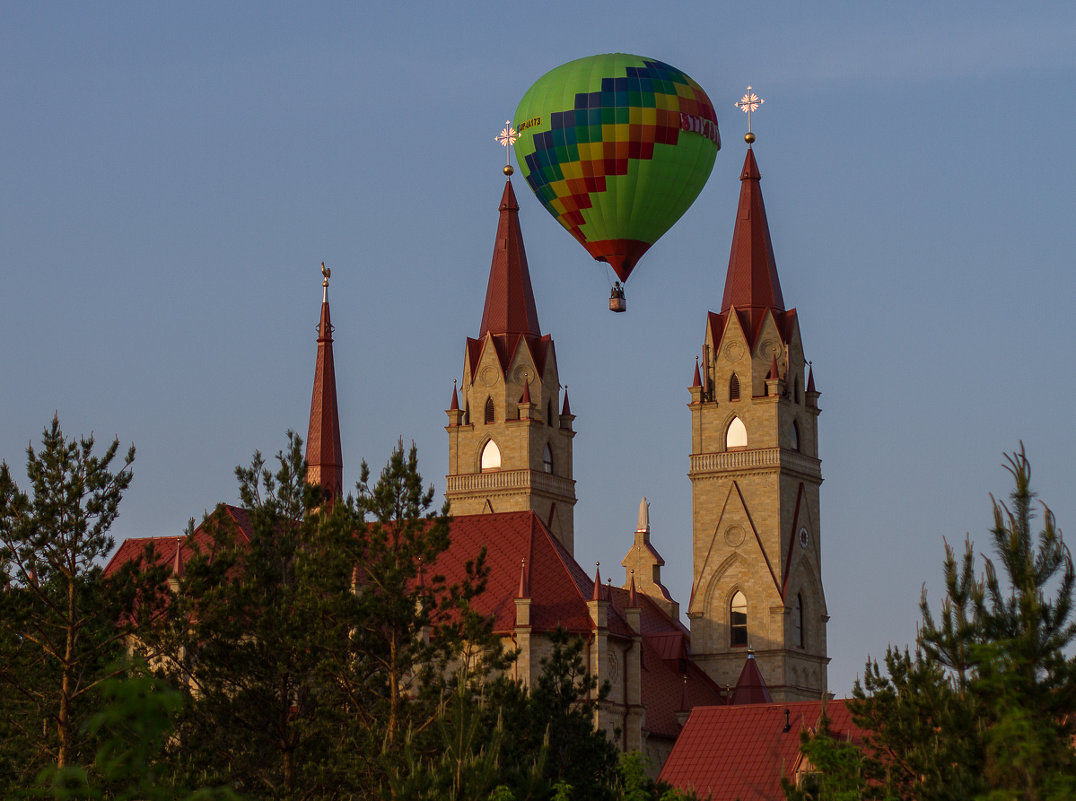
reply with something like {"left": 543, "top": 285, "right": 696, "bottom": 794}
{"left": 731, "top": 591, "right": 748, "bottom": 647}
{"left": 547, "top": 401, "right": 554, "bottom": 427}
{"left": 480, "top": 439, "right": 501, "bottom": 471}
{"left": 484, "top": 397, "right": 495, "bottom": 424}
{"left": 791, "top": 420, "right": 800, "bottom": 452}
{"left": 794, "top": 593, "right": 805, "bottom": 648}
{"left": 726, "top": 417, "right": 748, "bottom": 449}
{"left": 729, "top": 373, "right": 741, "bottom": 401}
{"left": 542, "top": 443, "right": 554, "bottom": 474}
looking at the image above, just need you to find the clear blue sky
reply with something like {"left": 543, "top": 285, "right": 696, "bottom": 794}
{"left": 3, "top": 1, "right": 1075, "bottom": 696}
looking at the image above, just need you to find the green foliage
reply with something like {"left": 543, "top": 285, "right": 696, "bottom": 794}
{"left": 32, "top": 668, "right": 241, "bottom": 801}
{"left": 487, "top": 628, "right": 620, "bottom": 799}
{"left": 0, "top": 422, "right": 645, "bottom": 799}
{"left": 146, "top": 436, "right": 504, "bottom": 799}
{"left": 781, "top": 712, "right": 868, "bottom": 801}
{"left": 793, "top": 445, "right": 1076, "bottom": 801}
{"left": 0, "top": 416, "right": 165, "bottom": 790}
{"left": 615, "top": 752, "right": 697, "bottom": 801}
{"left": 387, "top": 673, "right": 538, "bottom": 801}
{"left": 149, "top": 431, "right": 343, "bottom": 797}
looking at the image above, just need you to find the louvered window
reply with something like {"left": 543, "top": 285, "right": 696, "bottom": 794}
{"left": 729, "top": 373, "right": 740, "bottom": 401}
{"left": 484, "top": 397, "right": 495, "bottom": 424}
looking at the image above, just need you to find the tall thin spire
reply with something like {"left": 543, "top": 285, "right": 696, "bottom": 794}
{"left": 720, "top": 147, "right": 785, "bottom": 324}
{"left": 306, "top": 263, "right": 343, "bottom": 504}
{"left": 479, "top": 180, "right": 541, "bottom": 338}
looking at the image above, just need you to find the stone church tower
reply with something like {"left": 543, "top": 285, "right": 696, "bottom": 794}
{"left": 445, "top": 177, "right": 577, "bottom": 554}
{"left": 686, "top": 138, "right": 829, "bottom": 701}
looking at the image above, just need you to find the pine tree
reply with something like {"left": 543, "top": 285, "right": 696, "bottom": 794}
{"left": 150, "top": 431, "right": 345, "bottom": 797}
{"left": 321, "top": 440, "right": 504, "bottom": 797}
{"left": 0, "top": 416, "right": 160, "bottom": 788}
{"left": 794, "top": 445, "right": 1076, "bottom": 801}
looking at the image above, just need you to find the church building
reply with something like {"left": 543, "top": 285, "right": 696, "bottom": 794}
{"left": 105, "top": 127, "right": 829, "bottom": 770}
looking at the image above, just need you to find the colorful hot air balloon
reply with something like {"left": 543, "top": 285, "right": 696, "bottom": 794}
{"left": 514, "top": 53, "right": 720, "bottom": 289}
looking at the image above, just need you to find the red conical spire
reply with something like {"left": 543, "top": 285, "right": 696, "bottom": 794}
{"left": 768, "top": 354, "right": 780, "bottom": 381}
{"left": 450, "top": 381, "right": 459, "bottom": 411}
{"left": 692, "top": 357, "right": 702, "bottom": 388}
{"left": 720, "top": 148, "right": 785, "bottom": 324}
{"left": 592, "top": 561, "right": 603, "bottom": 601}
{"left": 517, "top": 558, "right": 529, "bottom": 599}
{"left": 171, "top": 538, "right": 185, "bottom": 578}
{"left": 479, "top": 180, "right": 541, "bottom": 338}
{"left": 730, "top": 648, "right": 773, "bottom": 705}
{"left": 561, "top": 390, "right": 571, "bottom": 416}
{"left": 306, "top": 265, "right": 344, "bottom": 504}
{"left": 520, "top": 379, "right": 531, "bottom": 404}
{"left": 807, "top": 364, "right": 817, "bottom": 393}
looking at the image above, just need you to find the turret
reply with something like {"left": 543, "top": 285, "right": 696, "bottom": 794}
{"left": 445, "top": 175, "right": 577, "bottom": 552}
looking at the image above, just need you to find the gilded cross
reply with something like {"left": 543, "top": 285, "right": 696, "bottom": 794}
{"left": 496, "top": 120, "right": 518, "bottom": 172}
{"left": 736, "top": 86, "right": 764, "bottom": 133}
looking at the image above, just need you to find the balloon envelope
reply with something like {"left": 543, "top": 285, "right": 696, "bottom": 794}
{"left": 514, "top": 54, "right": 720, "bottom": 283}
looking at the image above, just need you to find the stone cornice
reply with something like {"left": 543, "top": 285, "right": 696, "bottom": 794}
{"left": 446, "top": 468, "right": 576, "bottom": 501}
{"left": 689, "top": 447, "right": 821, "bottom": 481}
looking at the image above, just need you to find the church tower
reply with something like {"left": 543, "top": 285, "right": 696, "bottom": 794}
{"left": 306, "top": 263, "right": 344, "bottom": 505}
{"left": 445, "top": 176, "right": 577, "bottom": 554}
{"left": 686, "top": 134, "right": 828, "bottom": 701}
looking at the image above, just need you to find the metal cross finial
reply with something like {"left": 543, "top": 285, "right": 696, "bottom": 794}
{"left": 496, "top": 120, "right": 518, "bottom": 175}
{"left": 736, "top": 86, "right": 764, "bottom": 135}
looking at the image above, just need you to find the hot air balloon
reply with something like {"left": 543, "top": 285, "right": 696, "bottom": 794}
{"left": 514, "top": 53, "right": 720, "bottom": 311}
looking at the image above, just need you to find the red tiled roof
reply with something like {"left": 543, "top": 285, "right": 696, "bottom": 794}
{"left": 660, "top": 700, "right": 863, "bottom": 801}
{"left": 604, "top": 585, "right": 723, "bottom": 738}
{"left": 435, "top": 511, "right": 613, "bottom": 635}
{"left": 642, "top": 650, "right": 725, "bottom": 739}
{"left": 105, "top": 506, "right": 726, "bottom": 742}
{"left": 103, "top": 505, "right": 253, "bottom": 578}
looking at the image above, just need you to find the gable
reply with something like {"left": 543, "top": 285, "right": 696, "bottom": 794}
{"left": 660, "top": 700, "right": 863, "bottom": 801}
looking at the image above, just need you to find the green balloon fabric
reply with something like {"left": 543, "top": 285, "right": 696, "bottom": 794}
{"left": 514, "top": 54, "right": 720, "bottom": 283}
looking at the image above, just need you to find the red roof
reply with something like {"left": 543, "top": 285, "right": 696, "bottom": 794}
{"left": 434, "top": 511, "right": 629, "bottom": 636}
{"left": 480, "top": 180, "right": 541, "bottom": 340}
{"left": 707, "top": 306, "right": 798, "bottom": 354}
{"left": 306, "top": 290, "right": 343, "bottom": 502}
{"left": 660, "top": 700, "right": 864, "bottom": 801}
{"left": 104, "top": 507, "right": 724, "bottom": 742}
{"left": 720, "top": 148, "right": 785, "bottom": 323}
{"left": 436, "top": 512, "right": 723, "bottom": 737}
{"left": 468, "top": 180, "right": 554, "bottom": 381}
{"left": 731, "top": 653, "right": 773, "bottom": 705}
{"left": 103, "top": 505, "right": 253, "bottom": 578}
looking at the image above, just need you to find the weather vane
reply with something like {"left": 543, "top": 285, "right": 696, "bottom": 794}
{"left": 321, "top": 261, "right": 331, "bottom": 288}
{"left": 736, "top": 86, "right": 764, "bottom": 144}
{"left": 496, "top": 120, "right": 518, "bottom": 176}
